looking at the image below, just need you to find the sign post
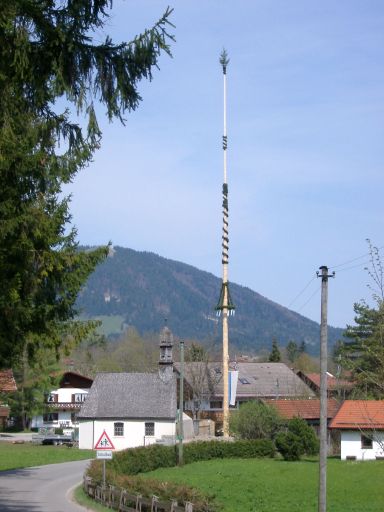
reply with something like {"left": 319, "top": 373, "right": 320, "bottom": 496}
{"left": 94, "top": 430, "right": 115, "bottom": 488}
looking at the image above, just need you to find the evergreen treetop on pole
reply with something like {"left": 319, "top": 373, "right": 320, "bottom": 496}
{"left": 219, "top": 49, "right": 229, "bottom": 74}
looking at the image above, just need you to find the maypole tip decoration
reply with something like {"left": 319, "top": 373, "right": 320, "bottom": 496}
{"left": 220, "top": 49, "right": 229, "bottom": 74}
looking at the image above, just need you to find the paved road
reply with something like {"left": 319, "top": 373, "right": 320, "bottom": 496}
{"left": 0, "top": 459, "right": 91, "bottom": 512}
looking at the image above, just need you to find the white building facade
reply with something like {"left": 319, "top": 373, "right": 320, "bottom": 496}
{"left": 31, "top": 372, "right": 93, "bottom": 433}
{"left": 79, "top": 418, "right": 177, "bottom": 450}
{"left": 339, "top": 430, "right": 384, "bottom": 461}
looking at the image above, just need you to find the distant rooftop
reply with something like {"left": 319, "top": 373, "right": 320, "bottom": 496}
{"left": 299, "top": 372, "right": 354, "bottom": 391}
{"left": 265, "top": 398, "right": 341, "bottom": 420}
{"left": 174, "top": 362, "right": 315, "bottom": 399}
{"left": 0, "top": 369, "right": 17, "bottom": 392}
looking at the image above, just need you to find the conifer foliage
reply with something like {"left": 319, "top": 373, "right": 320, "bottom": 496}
{"left": 0, "top": 1, "right": 174, "bottom": 367}
{"left": 341, "top": 241, "right": 384, "bottom": 398}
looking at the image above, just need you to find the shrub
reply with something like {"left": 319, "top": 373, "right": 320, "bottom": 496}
{"left": 109, "top": 439, "right": 275, "bottom": 477}
{"left": 86, "top": 464, "right": 217, "bottom": 511}
{"left": 229, "top": 400, "right": 282, "bottom": 440}
{"left": 276, "top": 417, "right": 319, "bottom": 461}
{"left": 287, "top": 417, "right": 319, "bottom": 456}
{"left": 183, "top": 439, "right": 275, "bottom": 463}
{"left": 111, "top": 444, "right": 177, "bottom": 475}
{"left": 275, "top": 432, "right": 304, "bottom": 461}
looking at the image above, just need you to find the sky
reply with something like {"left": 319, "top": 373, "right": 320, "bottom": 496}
{"left": 64, "top": 0, "right": 384, "bottom": 329}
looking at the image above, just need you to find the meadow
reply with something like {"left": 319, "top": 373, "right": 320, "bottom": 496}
{"left": 143, "top": 457, "right": 384, "bottom": 512}
{"left": 0, "top": 442, "right": 94, "bottom": 471}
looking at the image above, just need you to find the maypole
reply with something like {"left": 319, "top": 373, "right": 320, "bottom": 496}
{"left": 216, "top": 49, "right": 235, "bottom": 438}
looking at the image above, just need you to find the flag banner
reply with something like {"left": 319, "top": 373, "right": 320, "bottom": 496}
{"left": 229, "top": 370, "right": 238, "bottom": 406}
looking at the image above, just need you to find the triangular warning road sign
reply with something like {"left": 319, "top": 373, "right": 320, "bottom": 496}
{"left": 94, "top": 429, "right": 115, "bottom": 450}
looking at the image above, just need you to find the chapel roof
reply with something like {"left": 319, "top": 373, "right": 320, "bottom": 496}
{"left": 78, "top": 372, "right": 177, "bottom": 420}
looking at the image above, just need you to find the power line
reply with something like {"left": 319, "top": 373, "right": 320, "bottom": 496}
{"left": 334, "top": 260, "right": 371, "bottom": 274}
{"left": 288, "top": 245, "right": 383, "bottom": 315}
{"left": 288, "top": 274, "right": 317, "bottom": 307}
{"left": 297, "top": 285, "right": 321, "bottom": 313}
{"left": 330, "top": 245, "right": 384, "bottom": 270}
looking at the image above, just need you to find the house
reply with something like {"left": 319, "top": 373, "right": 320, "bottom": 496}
{"left": 329, "top": 400, "right": 384, "bottom": 460}
{"left": 0, "top": 369, "right": 17, "bottom": 429}
{"left": 31, "top": 371, "right": 93, "bottom": 433}
{"left": 296, "top": 371, "right": 353, "bottom": 399}
{"left": 78, "top": 325, "right": 189, "bottom": 450}
{"left": 174, "top": 362, "right": 315, "bottom": 429}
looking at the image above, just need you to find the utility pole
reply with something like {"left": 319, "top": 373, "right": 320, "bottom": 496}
{"left": 178, "top": 340, "right": 184, "bottom": 466}
{"left": 317, "top": 265, "right": 335, "bottom": 512}
{"left": 215, "top": 49, "right": 235, "bottom": 438}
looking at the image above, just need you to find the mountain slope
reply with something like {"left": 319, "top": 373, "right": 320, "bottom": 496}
{"left": 76, "top": 246, "right": 343, "bottom": 354}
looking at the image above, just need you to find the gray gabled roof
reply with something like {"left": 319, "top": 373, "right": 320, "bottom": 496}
{"left": 78, "top": 372, "right": 177, "bottom": 420}
{"left": 174, "top": 362, "right": 315, "bottom": 399}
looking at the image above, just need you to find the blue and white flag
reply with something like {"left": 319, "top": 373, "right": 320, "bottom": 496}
{"left": 229, "top": 370, "right": 239, "bottom": 406}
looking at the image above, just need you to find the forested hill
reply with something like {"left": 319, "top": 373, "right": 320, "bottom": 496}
{"left": 76, "top": 246, "right": 344, "bottom": 355}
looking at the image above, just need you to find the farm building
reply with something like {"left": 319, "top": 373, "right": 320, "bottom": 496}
{"left": 329, "top": 400, "right": 384, "bottom": 460}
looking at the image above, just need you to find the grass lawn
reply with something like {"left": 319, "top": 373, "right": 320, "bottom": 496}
{"left": 142, "top": 457, "right": 384, "bottom": 512}
{"left": 0, "top": 442, "right": 94, "bottom": 471}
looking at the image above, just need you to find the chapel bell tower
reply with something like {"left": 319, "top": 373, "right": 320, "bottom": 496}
{"left": 158, "top": 322, "right": 174, "bottom": 382}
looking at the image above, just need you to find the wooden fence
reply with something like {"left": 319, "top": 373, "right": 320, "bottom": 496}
{"left": 83, "top": 477, "right": 194, "bottom": 511}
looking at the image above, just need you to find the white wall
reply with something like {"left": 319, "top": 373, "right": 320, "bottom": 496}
{"left": 78, "top": 420, "right": 94, "bottom": 449}
{"left": 340, "top": 430, "right": 384, "bottom": 460}
{"left": 183, "top": 413, "right": 194, "bottom": 440}
{"left": 79, "top": 419, "right": 177, "bottom": 451}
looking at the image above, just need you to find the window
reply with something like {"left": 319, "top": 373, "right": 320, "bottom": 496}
{"left": 239, "top": 377, "right": 250, "bottom": 384}
{"left": 73, "top": 393, "right": 87, "bottom": 403}
{"left": 145, "top": 422, "right": 155, "bottom": 436}
{"left": 43, "top": 413, "right": 58, "bottom": 423}
{"left": 210, "top": 400, "right": 223, "bottom": 409}
{"left": 361, "top": 435, "right": 373, "bottom": 449}
{"left": 114, "top": 422, "right": 124, "bottom": 436}
{"left": 47, "top": 393, "right": 58, "bottom": 403}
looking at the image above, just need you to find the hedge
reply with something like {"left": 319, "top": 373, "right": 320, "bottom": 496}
{"left": 110, "top": 439, "right": 275, "bottom": 476}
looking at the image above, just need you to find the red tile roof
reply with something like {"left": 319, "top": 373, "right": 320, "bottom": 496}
{"left": 329, "top": 400, "right": 384, "bottom": 430}
{"left": 265, "top": 399, "right": 340, "bottom": 420}
{"left": 0, "top": 406, "right": 10, "bottom": 417}
{"left": 0, "top": 370, "right": 17, "bottom": 392}
{"left": 304, "top": 373, "right": 353, "bottom": 390}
